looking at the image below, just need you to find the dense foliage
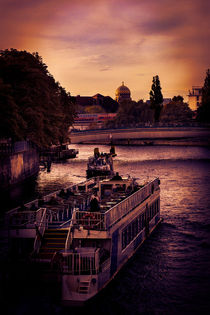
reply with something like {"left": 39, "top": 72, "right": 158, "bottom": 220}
{"left": 0, "top": 49, "right": 76, "bottom": 147}
{"left": 85, "top": 105, "right": 105, "bottom": 113}
{"left": 160, "top": 99, "right": 193, "bottom": 124}
{"left": 104, "top": 96, "right": 193, "bottom": 128}
{"left": 104, "top": 100, "right": 154, "bottom": 128}
{"left": 197, "top": 69, "right": 210, "bottom": 123}
{"left": 149, "top": 75, "right": 163, "bottom": 122}
{"left": 102, "top": 96, "right": 119, "bottom": 113}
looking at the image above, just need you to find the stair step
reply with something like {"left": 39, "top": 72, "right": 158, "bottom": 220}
{"left": 37, "top": 227, "right": 68, "bottom": 261}
{"left": 45, "top": 229, "right": 68, "bottom": 234}
{"left": 44, "top": 234, "right": 67, "bottom": 238}
{"left": 44, "top": 238, "right": 66, "bottom": 242}
{"left": 40, "top": 247, "right": 64, "bottom": 253}
{"left": 44, "top": 232, "right": 68, "bottom": 236}
{"left": 42, "top": 241, "right": 65, "bottom": 247}
{"left": 44, "top": 235, "right": 67, "bottom": 239}
{"left": 40, "top": 244, "right": 65, "bottom": 249}
{"left": 48, "top": 223, "right": 69, "bottom": 227}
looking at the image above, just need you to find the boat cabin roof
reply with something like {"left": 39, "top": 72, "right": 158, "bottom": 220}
{"left": 98, "top": 176, "right": 135, "bottom": 198}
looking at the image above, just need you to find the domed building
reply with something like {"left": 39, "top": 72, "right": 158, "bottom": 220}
{"left": 115, "top": 81, "right": 131, "bottom": 103}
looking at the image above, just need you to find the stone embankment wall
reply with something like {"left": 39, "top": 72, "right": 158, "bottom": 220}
{"left": 0, "top": 141, "right": 39, "bottom": 190}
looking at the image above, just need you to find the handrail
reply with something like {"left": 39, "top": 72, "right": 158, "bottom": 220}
{"left": 6, "top": 177, "right": 96, "bottom": 222}
{"left": 59, "top": 218, "right": 72, "bottom": 228}
{"left": 62, "top": 248, "right": 100, "bottom": 275}
{"left": 65, "top": 209, "right": 77, "bottom": 251}
{"left": 75, "top": 210, "right": 105, "bottom": 230}
{"left": 73, "top": 178, "right": 160, "bottom": 230}
{"left": 8, "top": 208, "right": 47, "bottom": 229}
{"left": 33, "top": 208, "right": 47, "bottom": 254}
{"left": 104, "top": 178, "right": 159, "bottom": 229}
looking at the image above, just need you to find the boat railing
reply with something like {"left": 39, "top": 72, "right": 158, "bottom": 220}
{"left": 104, "top": 178, "right": 159, "bottom": 228}
{"left": 6, "top": 208, "right": 46, "bottom": 229}
{"left": 33, "top": 208, "right": 47, "bottom": 254}
{"left": 6, "top": 203, "right": 73, "bottom": 231}
{"left": 59, "top": 218, "right": 72, "bottom": 228}
{"left": 65, "top": 215, "right": 75, "bottom": 251}
{"left": 5, "top": 178, "right": 95, "bottom": 226}
{"left": 5, "top": 199, "right": 39, "bottom": 220}
{"left": 62, "top": 249, "right": 100, "bottom": 275}
{"left": 74, "top": 178, "right": 160, "bottom": 230}
{"left": 74, "top": 210, "right": 105, "bottom": 230}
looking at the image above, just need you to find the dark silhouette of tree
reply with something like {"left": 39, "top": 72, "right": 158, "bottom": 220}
{"left": 0, "top": 49, "right": 76, "bottom": 147}
{"left": 137, "top": 100, "right": 154, "bottom": 124}
{"left": 0, "top": 79, "right": 26, "bottom": 140}
{"left": 149, "top": 75, "right": 163, "bottom": 122}
{"left": 172, "top": 95, "right": 184, "bottom": 102}
{"left": 85, "top": 105, "right": 105, "bottom": 113}
{"left": 160, "top": 100, "right": 193, "bottom": 124}
{"left": 102, "top": 96, "right": 119, "bottom": 113}
{"left": 104, "top": 99, "right": 154, "bottom": 128}
{"left": 197, "top": 69, "right": 210, "bottom": 123}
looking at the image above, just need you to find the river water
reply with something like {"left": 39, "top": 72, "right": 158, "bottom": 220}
{"left": 2, "top": 145, "right": 210, "bottom": 315}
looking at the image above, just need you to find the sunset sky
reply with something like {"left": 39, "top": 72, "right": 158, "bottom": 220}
{"left": 1, "top": 0, "right": 210, "bottom": 101}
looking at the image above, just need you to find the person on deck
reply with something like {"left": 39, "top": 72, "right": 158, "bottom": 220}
{"left": 112, "top": 172, "right": 122, "bottom": 180}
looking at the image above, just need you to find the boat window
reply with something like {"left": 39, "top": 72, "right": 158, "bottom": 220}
{"left": 121, "top": 197, "right": 160, "bottom": 251}
{"left": 78, "top": 185, "right": 85, "bottom": 191}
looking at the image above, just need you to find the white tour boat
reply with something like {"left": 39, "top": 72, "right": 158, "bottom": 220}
{"left": 5, "top": 173, "right": 161, "bottom": 305}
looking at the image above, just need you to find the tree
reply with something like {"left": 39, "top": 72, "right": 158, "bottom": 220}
{"left": 137, "top": 100, "right": 154, "bottom": 124}
{"left": 149, "top": 75, "right": 163, "bottom": 122}
{"left": 102, "top": 96, "right": 119, "bottom": 113}
{"left": 172, "top": 95, "right": 184, "bottom": 102}
{"left": 0, "top": 80, "right": 26, "bottom": 140}
{"left": 197, "top": 69, "right": 210, "bottom": 123}
{"left": 104, "top": 99, "right": 154, "bottom": 128}
{"left": 160, "top": 100, "right": 193, "bottom": 125}
{"left": 85, "top": 105, "right": 105, "bottom": 113}
{"left": 0, "top": 49, "right": 76, "bottom": 147}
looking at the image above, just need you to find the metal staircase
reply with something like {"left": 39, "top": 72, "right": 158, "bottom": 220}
{"left": 37, "top": 228, "right": 68, "bottom": 261}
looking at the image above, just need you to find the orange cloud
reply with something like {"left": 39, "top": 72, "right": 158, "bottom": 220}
{"left": 0, "top": 0, "right": 209, "bottom": 100}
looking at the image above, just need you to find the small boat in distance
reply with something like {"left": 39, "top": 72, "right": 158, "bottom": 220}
{"left": 40, "top": 144, "right": 79, "bottom": 162}
{"left": 86, "top": 147, "right": 115, "bottom": 178}
{"left": 4, "top": 173, "right": 161, "bottom": 306}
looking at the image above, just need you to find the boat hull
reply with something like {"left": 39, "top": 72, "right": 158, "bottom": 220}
{"left": 86, "top": 169, "right": 114, "bottom": 179}
{"left": 61, "top": 216, "right": 162, "bottom": 305}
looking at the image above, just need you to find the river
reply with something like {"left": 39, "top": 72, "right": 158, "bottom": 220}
{"left": 2, "top": 145, "right": 210, "bottom": 315}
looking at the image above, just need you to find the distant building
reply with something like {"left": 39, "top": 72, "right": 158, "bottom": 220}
{"left": 92, "top": 93, "right": 104, "bottom": 105}
{"left": 75, "top": 95, "right": 96, "bottom": 107}
{"left": 75, "top": 94, "right": 118, "bottom": 113}
{"left": 75, "top": 94, "right": 110, "bottom": 107}
{"left": 115, "top": 82, "right": 131, "bottom": 103}
{"left": 73, "top": 113, "right": 117, "bottom": 130}
{"left": 188, "top": 86, "right": 202, "bottom": 111}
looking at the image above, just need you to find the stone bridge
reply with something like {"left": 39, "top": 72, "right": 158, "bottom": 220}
{"left": 70, "top": 127, "right": 210, "bottom": 146}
